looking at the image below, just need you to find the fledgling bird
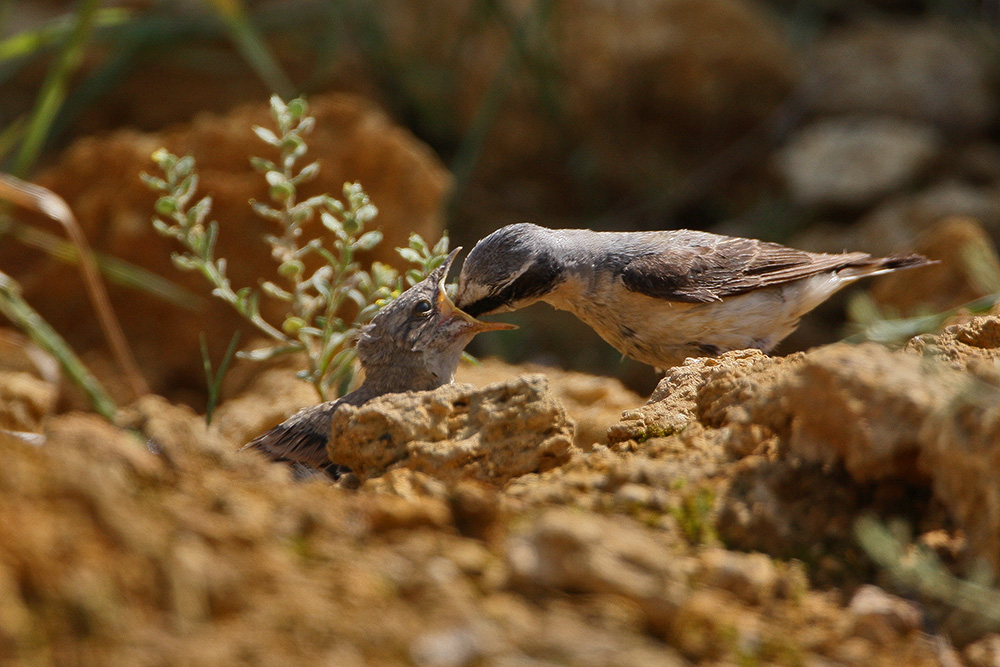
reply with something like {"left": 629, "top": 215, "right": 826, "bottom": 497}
{"left": 243, "top": 248, "right": 515, "bottom": 477}
{"left": 455, "top": 222, "right": 933, "bottom": 370}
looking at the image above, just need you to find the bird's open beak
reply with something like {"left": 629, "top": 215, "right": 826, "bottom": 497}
{"left": 436, "top": 282, "right": 518, "bottom": 333}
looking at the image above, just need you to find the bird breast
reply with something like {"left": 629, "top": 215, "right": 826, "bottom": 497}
{"left": 543, "top": 270, "right": 854, "bottom": 369}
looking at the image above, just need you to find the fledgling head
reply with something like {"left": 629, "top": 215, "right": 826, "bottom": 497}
{"left": 356, "top": 248, "right": 516, "bottom": 389}
{"left": 456, "top": 223, "right": 565, "bottom": 317}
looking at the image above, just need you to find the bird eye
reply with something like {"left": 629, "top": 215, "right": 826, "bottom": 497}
{"left": 413, "top": 299, "right": 433, "bottom": 317}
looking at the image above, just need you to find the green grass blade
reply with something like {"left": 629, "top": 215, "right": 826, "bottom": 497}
{"left": 0, "top": 270, "right": 116, "bottom": 420}
{"left": 203, "top": 0, "right": 295, "bottom": 98}
{"left": 12, "top": 0, "right": 102, "bottom": 177}
{"left": 201, "top": 330, "right": 240, "bottom": 425}
{"left": 0, "top": 8, "right": 130, "bottom": 63}
{"left": 0, "top": 215, "right": 201, "bottom": 310}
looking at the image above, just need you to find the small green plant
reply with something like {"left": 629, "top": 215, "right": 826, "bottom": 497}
{"left": 855, "top": 515, "right": 1000, "bottom": 633}
{"left": 669, "top": 485, "right": 719, "bottom": 545}
{"left": 142, "top": 95, "right": 450, "bottom": 400}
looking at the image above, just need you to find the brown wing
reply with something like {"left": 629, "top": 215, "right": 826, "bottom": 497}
{"left": 241, "top": 401, "right": 340, "bottom": 469}
{"left": 620, "top": 232, "right": 871, "bottom": 303}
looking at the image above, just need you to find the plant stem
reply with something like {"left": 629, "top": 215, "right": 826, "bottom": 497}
{"left": 0, "top": 271, "right": 116, "bottom": 420}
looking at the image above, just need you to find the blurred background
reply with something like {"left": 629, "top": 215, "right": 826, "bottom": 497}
{"left": 2, "top": 0, "right": 1000, "bottom": 403}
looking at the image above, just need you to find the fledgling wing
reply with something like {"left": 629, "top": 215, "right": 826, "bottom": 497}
{"left": 241, "top": 400, "right": 341, "bottom": 470}
{"left": 620, "top": 231, "right": 873, "bottom": 303}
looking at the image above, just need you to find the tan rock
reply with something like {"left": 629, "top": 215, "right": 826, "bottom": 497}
{"left": 847, "top": 585, "right": 923, "bottom": 643}
{"left": 964, "top": 634, "right": 1000, "bottom": 667}
{"left": 328, "top": 375, "right": 574, "bottom": 485}
{"left": 505, "top": 508, "right": 693, "bottom": 605}
{"left": 921, "top": 365, "right": 1000, "bottom": 574}
{"left": 456, "top": 357, "right": 643, "bottom": 450}
{"left": 906, "top": 315, "right": 1000, "bottom": 372}
{"left": 778, "top": 117, "right": 941, "bottom": 208}
{"left": 608, "top": 349, "right": 780, "bottom": 445}
{"left": 0, "top": 371, "right": 57, "bottom": 432}
{"left": 741, "top": 343, "right": 958, "bottom": 482}
{"left": 696, "top": 548, "right": 779, "bottom": 606}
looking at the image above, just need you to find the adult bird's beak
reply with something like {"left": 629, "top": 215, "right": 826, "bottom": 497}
{"left": 436, "top": 287, "right": 518, "bottom": 333}
{"left": 435, "top": 249, "right": 518, "bottom": 333}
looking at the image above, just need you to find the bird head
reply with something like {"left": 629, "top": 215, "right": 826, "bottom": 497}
{"left": 455, "top": 223, "right": 564, "bottom": 317}
{"left": 356, "top": 247, "right": 516, "bottom": 388}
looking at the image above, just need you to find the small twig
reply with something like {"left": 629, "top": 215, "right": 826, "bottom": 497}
{"left": 0, "top": 173, "right": 149, "bottom": 399}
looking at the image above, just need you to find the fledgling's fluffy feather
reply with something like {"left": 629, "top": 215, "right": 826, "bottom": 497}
{"left": 243, "top": 248, "right": 514, "bottom": 476}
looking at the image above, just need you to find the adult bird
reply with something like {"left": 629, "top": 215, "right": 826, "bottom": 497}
{"left": 455, "top": 223, "right": 932, "bottom": 370}
{"left": 244, "top": 248, "right": 515, "bottom": 477}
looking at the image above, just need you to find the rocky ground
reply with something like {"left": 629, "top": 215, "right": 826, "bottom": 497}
{"left": 5, "top": 2, "right": 1000, "bottom": 665}
{"left": 2, "top": 313, "right": 1000, "bottom": 665}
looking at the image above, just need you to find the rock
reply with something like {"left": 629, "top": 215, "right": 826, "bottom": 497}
{"left": 410, "top": 626, "right": 483, "bottom": 667}
{"left": 457, "top": 357, "right": 643, "bottom": 450}
{"left": 504, "top": 508, "right": 693, "bottom": 607}
{"left": 2, "top": 93, "right": 450, "bottom": 398}
{"left": 557, "top": 0, "right": 797, "bottom": 177}
{"left": 847, "top": 585, "right": 922, "bottom": 643}
{"left": 608, "top": 349, "right": 775, "bottom": 445}
{"left": 0, "top": 328, "right": 60, "bottom": 381}
{"left": 870, "top": 217, "right": 1000, "bottom": 316}
{"left": 0, "top": 371, "right": 57, "bottom": 432}
{"left": 777, "top": 117, "right": 941, "bottom": 208}
{"left": 741, "top": 343, "right": 960, "bottom": 482}
{"left": 921, "top": 361, "right": 1000, "bottom": 574}
{"left": 808, "top": 21, "right": 994, "bottom": 131}
{"left": 964, "top": 634, "right": 1000, "bottom": 667}
{"left": 327, "top": 375, "right": 575, "bottom": 485}
{"left": 696, "top": 548, "right": 778, "bottom": 605}
{"left": 906, "top": 316, "right": 1000, "bottom": 372}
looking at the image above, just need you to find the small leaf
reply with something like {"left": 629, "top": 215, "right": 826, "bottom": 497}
{"left": 249, "top": 156, "right": 276, "bottom": 174}
{"left": 432, "top": 233, "right": 450, "bottom": 255}
{"left": 408, "top": 233, "right": 429, "bottom": 252}
{"left": 320, "top": 211, "right": 343, "bottom": 234}
{"left": 154, "top": 196, "right": 178, "bottom": 216}
{"left": 253, "top": 125, "right": 280, "bottom": 146}
{"left": 286, "top": 96, "right": 308, "bottom": 120}
{"left": 269, "top": 181, "right": 295, "bottom": 202}
{"left": 355, "top": 230, "right": 383, "bottom": 251}
{"left": 345, "top": 288, "right": 367, "bottom": 308}
{"left": 150, "top": 147, "right": 173, "bottom": 167}
{"left": 175, "top": 156, "right": 195, "bottom": 177}
{"left": 171, "top": 254, "right": 197, "bottom": 271}
{"left": 278, "top": 259, "right": 305, "bottom": 277}
{"left": 397, "top": 247, "right": 422, "bottom": 264}
{"left": 283, "top": 316, "right": 307, "bottom": 335}
{"left": 141, "top": 173, "right": 167, "bottom": 191}
{"left": 151, "top": 219, "right": 173, "bottom": 237}
{"left": 250, "top": 200, "right": 281, "bottom": 220}
{"left": 295, "top": 161, "right": 320, "bottom": 183}
{"left": 355, "top": 203, "right": 378, "bottom": 224}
